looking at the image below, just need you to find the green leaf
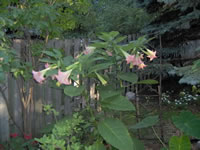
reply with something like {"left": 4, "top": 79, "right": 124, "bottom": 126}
{"left": 42, "top": 51, "right": 56, "bottom": 58}
{"left": 52, "top": 49, "right": 62, "bottom": 58}
{"left": 98, "top": 118, "right": 134, "bottom": 150}
{"left": 101, "top": 95, "right": 135, "bottom": 111}
{"left": 136, "top": 79, "right": 158, "bottom": 84}
{"left": 169, "top": 136, "right": 191, "bottom": 150}
{"left": 172, "top": 111, "right": 200, "bottom": 139}
{"left": 130, "top": 115, "right": 159, "bottom": 129}
{"left": 90, "top": 42, "right": 107, "bottom": 49}
{"left": 64, "top": 85, "right": 85, "bottom": 97}
{"left": 86, "top": 142, "right": 106, "bottom": 150}
{"left": 118, "top": 72, "right": 138, "bottom": 83}
{"left": 0, "top": 71, "right": 5, "bottom": 83}
{"left": 115, "top": 36, "right": 127, "bottom": 43}
{"left": 99, "top": 88, "right": 121, "bottom": 100}
{"left": 45, "top": 69, "right": 57, "bottom": 77}
{"left": 132, "top": 138, "right": 145, "bottom": 150}
{"left": 89, "top": 62, "right": 113, "bottom": 73}
{"left": 160, "top": 148, "right": 168, "bottom": 150}
{"left": 109, "top": 31, "right": 119, "bottom": 38}
{"left": 63, "top": 56, "right": 74, "bottom": 66}
{"left": 39, "top": 58, "right": 56, "bottom": 64}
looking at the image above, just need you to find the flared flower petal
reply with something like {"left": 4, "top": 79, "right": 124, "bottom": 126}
{"left": 55, "top": 69, "right": 72, "bottom": 85}
{"left": 146, "top": 49, "right": 157, "bottom": 61}
{"left": 32, "top": 70, "right": 45, "bottom": 84}
{"left": 126, "top": 55, "right": 135, "bottom": 64}
{"left": 138, "top": 63, "right": 147, "bottom": 69}
{"left": 83, "top": 46, "right": 95, "bottom": 55}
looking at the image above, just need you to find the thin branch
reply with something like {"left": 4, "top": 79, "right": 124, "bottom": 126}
{"left": 152, "top": 126, "right": 168, "bottom": 150}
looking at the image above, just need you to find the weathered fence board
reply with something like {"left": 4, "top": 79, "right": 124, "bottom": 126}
{"left": 0, "top": 79, "right": 9, "bottom": 142}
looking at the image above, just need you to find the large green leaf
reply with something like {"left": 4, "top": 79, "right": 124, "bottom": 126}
{"left": 42, "top": 51, "right": 56, "bottom": 58}
{"left": 64, "top": 85, "right": 85, "bottom": 97}
{"left": 101, "top": 95, "right": 135, "bottom": 111}
{"left": 172, "top": 111, "right": 200, "bottom": 139}
{"left": 118, "top": 72, "right": 138, "bottom": 84}
{"left": 39, "top": 58, "right": 56, "bottom": 64}
{"left": 169, "top": 136, "right": 191, "bottom": 150}
{"left": 45, "top": 69, "right": 57, "bottom": 77}
{"left": 98, "top": 85, "right": 122, "bottom": 100}
{"left": 136, "top": 79, "right": 158, "bottom": 84}
{"left": 63, "top": 56, "right": 74, "bottom": 66}
{"left": 89, "top": 62, "right": 113, "bottom": 73}
{"left": 98, "top": 118, "right": 134, "bottom": 150}
{"left": 132, "top": 138, "right": 145, "bottom": 150}
{"left": 130, "top": 115, "right": 159, "bottom": 129}
{"left": 86, "top": 142, "right": 106, "bottom": 150}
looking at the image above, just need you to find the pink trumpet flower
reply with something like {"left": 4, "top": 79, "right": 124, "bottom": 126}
{"left": 146, "top": 49, "right": 157, "bottom": 61}
{"left": 126, "top": 55, "right": 135, "bottom": 65}
{"left": 138, "top": 63, "right": 147, "bottom": 69}
{"left": 55, "top": 69, "right": 72, "bottom": 85}
{"left": 83, "top": 46, "right": 95, "bottom": 55}
{"left": 126, "top": 54, "right": 146, "bottom": 69}
{"left": 32, "top": 70, "right": 45, "bottom": 84}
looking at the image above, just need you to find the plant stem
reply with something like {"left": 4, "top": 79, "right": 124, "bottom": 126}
{"left": 152, "top": 126, "right": 168, "bottom": 150}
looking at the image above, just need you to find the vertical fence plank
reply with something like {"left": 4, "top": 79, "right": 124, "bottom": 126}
{"left": 33, "top": 83, "right": 45, "bottom": 136}
{"left": 63, "top": 39, "right": 73, "bottom": 115}
{"left": 44, "top": 83, "right": 53, "bottom": 124}
{"left": 0, "top": 78, "right": 9, "bottom": 142}
{"left": 54, "top": 40, "right": 64, "bottom": 119}
{"left": 9, "top": 40, "right": 23, "bottom": 134}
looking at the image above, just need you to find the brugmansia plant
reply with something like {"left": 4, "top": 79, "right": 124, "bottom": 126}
{"left": 33, "top": 31, "right": 158, "bottom": 149}
{"left": 0, "top": 0, "right": 91, "bottom": 139}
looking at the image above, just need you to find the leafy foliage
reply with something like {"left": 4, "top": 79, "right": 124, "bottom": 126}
{"left": 130, "top": 115, "right": 159, "bottom": 129}
{"left": 169, "top": 136, "right": 191, "bottom": 150}
{"left": 172, "top": 111, "right": 200, "bottom": 139}
{"left": 168, "top": 65, "right": 200, "bottom": 85}
{"left": 98, "top": 118, "right": 134, "bottom": 150}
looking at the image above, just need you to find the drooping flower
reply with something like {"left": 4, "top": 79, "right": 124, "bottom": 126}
{"left": 24, "top": 133, "right": 32, "bottom": 140}
{"left": 138, "top": 63, "right": 147, "bottom": 69}
{"left": 126, "top": 55, "right": 136, "bottom": 65}
{"left": 55, "top": 69, "right": 72, "bottom": 85}
{"left": 10, "top": 133, "right": 18, "bottom": 138}
{"left": 106, "top": 50, "right": 113, "bottom": 56}
{"left": 32, "top": 70, "right": 45, "bottom": 84}
{"left": 126, "top": 54, "right": 146, "bottom": 69}
{"left": 146, "top": 49, "right": 157, "bottom": 61}
{"left": 83, "top": 46, "right": 96, "bottom": 55}
{"left": 122, "top": 49, "right": 146, "bottom": 69}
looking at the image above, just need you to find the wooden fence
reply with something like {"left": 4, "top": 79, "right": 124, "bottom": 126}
{"left": 0, "top": 35, "right": 147, "bottom": 142}
{"left": 1, "top": 35, "right": 198, "bottom": 142}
